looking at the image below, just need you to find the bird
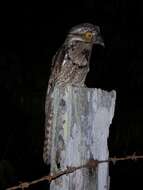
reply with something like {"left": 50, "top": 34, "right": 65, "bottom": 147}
{"left": 43, "top": 23, "right": 104, "bottom": 165}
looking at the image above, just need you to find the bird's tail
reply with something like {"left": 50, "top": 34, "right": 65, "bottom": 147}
{"left": 43, "top": 94, "right": 53, "bottom": 165}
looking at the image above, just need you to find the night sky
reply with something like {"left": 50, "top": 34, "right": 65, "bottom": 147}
{"left": 0, "top": 1, "right": 143, "bottom": 189}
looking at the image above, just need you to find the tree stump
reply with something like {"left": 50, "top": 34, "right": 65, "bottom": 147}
{"left": 48, "top": 86, "right": 116, "bottom": 190}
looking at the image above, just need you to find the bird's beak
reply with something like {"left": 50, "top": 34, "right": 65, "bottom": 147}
{"left": 94, "top": 35, "right": 105, "bottom": 46}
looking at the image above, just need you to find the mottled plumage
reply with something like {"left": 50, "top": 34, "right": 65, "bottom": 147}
{"left": 43, "top": 23, "right": 104, "bottom": 164}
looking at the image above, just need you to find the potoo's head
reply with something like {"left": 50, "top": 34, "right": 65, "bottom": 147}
{"left": 67, "top": 23, "right": 104, "bottom": 46}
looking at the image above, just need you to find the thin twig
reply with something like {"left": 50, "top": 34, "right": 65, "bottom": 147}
{"left": 6, "top": 153, "right": 143, "bottom": 190}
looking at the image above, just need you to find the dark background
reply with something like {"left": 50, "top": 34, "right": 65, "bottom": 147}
{"left": 0, "top": 1, "right": 143, "bottom": 189}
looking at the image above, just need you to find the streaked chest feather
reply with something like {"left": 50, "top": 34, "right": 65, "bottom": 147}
{"left": 50, "top": 41, "right": 92, "bottom": 87}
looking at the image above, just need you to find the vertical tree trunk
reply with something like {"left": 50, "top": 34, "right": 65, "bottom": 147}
{"left": 49, "top": 86, "right": 116, "bottom": 190}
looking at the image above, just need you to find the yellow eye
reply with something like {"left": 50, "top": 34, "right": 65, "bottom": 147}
{"left": 83, "top": 31, "right": 93, "bottom": 42}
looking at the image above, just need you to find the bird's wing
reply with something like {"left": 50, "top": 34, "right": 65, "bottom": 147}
{"left": 43, "top": 45, "right": 67, "bottom": 164}
{"left": 47, "top": 45, "right": 66, "bottom": 94}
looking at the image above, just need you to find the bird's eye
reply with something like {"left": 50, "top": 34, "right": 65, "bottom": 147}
{"left": 83, "top": 32, "right": 93, "bottom": 42}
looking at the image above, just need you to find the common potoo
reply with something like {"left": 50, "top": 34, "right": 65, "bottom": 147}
{"left": 43, "top": 23, "right": 104, "bottom": 165}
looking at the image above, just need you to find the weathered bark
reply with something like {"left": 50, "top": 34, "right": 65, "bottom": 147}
{"left": 49, "top": 86, "right": 116, "bottom": 190}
